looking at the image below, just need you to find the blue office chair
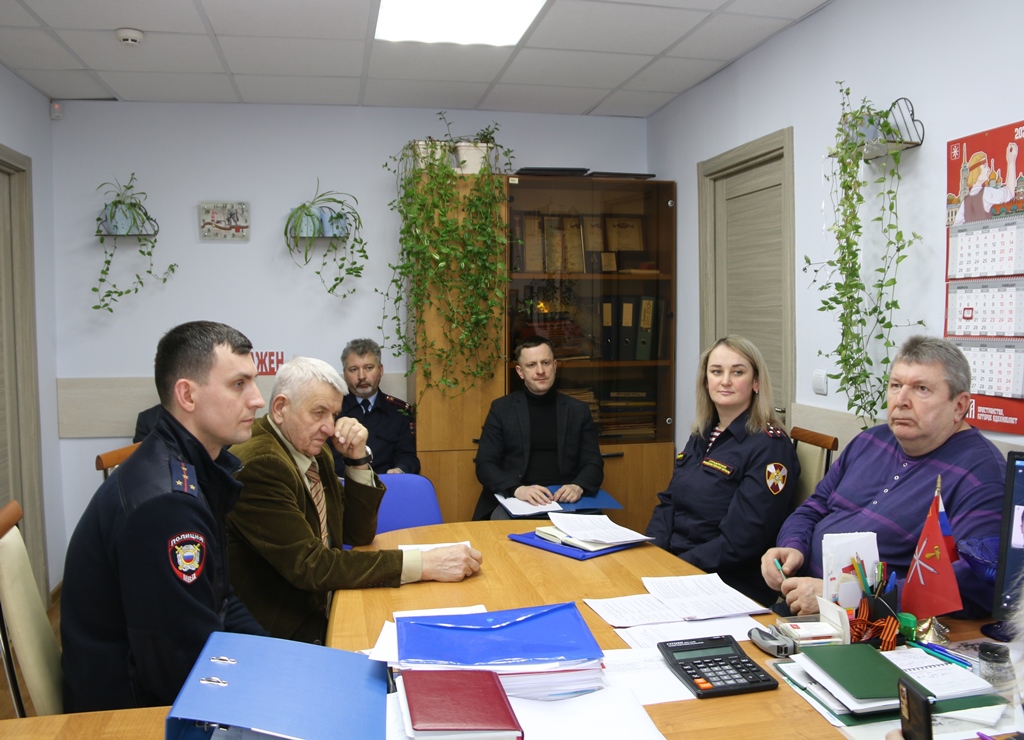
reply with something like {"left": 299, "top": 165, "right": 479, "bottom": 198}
{"left": 376, "top": 474, "right": 443, "bottom": 534}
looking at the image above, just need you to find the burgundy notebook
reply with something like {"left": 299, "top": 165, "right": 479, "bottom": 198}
{"left": 402, "top": 669, "right": 523, "bottom": 737}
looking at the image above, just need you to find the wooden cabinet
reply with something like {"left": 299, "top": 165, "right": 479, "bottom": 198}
{"left": 416, "top": 174, "right": 678, "bottom": 527}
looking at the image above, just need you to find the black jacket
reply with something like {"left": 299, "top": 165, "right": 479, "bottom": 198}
{"left": 334, "top": 392, "right": 420, "bottom": 474}
{"left": 61, "top": 408, "right": 266, "bottom": 713}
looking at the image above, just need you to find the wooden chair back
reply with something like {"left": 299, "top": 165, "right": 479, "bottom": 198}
{"left": 95, "top": 442, "right": 141, "bottom": 479}
{"left": 789, "top": 426, "right": 839, "bottom": 509}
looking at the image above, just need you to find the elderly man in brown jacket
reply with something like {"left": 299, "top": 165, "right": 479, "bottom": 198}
{"left": 227, "top": 356, "right": 481, "bottom": 644}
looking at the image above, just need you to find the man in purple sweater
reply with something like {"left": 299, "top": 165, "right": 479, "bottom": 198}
{"left": 761, "top": 336, "right": 1004, "bottom": 618}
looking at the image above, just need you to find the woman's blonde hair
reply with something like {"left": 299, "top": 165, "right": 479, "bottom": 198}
{"left": 692, "top": 335, "right": 783, "bottom": 437}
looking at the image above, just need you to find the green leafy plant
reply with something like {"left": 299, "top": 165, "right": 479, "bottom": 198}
{"left": 284, "top": 180, "right": 368, "bottom": 298}
{"left": 93, "top": 173, "right": 176, "bottom": 312}
{"left": 380, "top": 113, "right": 514, "bottom": 397}
{"left": 805, "top": 83, "right": 924, "bottom": 427}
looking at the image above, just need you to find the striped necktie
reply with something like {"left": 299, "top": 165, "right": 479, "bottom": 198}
{"left": 305, "top": 460, "right": 329, "bottom": 545}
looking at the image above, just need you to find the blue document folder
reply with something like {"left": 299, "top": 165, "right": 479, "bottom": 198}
{"left": 166, "top": 631, "right": 387, "bottom": 740}
{"left": 553, "top": 487, "right": 623, "bottom": 511}
{"left": 507, "top": 531, "right": 642, "bottom": 559}
{"left": 396, "top": 601, "right": 603, "bottom": 668}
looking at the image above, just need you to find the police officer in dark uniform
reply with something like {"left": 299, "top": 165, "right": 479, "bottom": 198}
{"left": 645, "top": 336, "right": 800, "bottom": 606}
{"left": 334, "top": 338, "right": 420, "bottom": 475}
{"left": 60, "top": 321, "right": 268, "bottom": 713}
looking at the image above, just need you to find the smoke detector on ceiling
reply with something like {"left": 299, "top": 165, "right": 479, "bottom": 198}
{"left": 116, "top": 28, "right": 144, "bottom": 46}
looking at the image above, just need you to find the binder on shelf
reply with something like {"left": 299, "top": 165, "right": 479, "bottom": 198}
{"left": 617, "top": 297, "right": 639, "bottom": 361}
{"left": 396, "top": 601, "right": 603, "bottom": 668}
{"left": 166, "top": 631, "right": 387, "bottom": 740}
{"left": 635, "top": 296, "right": 656, "bottom": 361}
{"left": 655, "top": 297, "right": 668, "bottom": 360}
{"left": 601, "top": 297, "right": 617, "bottom": 360}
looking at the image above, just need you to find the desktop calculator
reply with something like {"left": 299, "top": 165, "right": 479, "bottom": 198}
{"left": 657, "top": 635, "right": 778, "bottom": 698}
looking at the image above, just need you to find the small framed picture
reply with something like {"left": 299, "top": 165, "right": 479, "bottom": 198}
{"left": 605, "top": 216, "right": 644, "bottom": 252}
{"left": 600, "top": 252, "right": 618, "bottom": 272}
{"left": 199, "top": 201, "right": 250, "bottom": 241}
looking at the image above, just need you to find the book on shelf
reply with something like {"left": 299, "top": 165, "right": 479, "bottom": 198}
{"left": 564, "top": 215, "right": 586, "bottom": 273}
{"left": 543, "top": 216, "right": 565, "bottom": 272}
{"left": 636, "top": 296, "right": 656, "bottom": 360}
{"left": 617, "top": 297, "right": 639, "bottom": 361}
{"left": 601, "top": 298, "right": 617, "bottom": 360}
{"left": 523, "top": 214, "right": 544, "bottom": 272}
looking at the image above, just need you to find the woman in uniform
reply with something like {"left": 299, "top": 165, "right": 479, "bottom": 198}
{"left": 645, "top": 335, "right": 800, "bottom": 605}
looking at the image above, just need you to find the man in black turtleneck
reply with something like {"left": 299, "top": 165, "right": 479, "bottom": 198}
{"left": 473, "top": 336, "right": 604, "bottom": 520}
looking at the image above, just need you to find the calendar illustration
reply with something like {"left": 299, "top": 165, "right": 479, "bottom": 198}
{"left": 947, "top": 279, "right": 1024, "bottom": 335}
{"left": 947, "top": 119, "right": 1024, "bottom": 434}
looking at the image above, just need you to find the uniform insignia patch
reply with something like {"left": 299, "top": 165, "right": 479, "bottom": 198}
{"left": 764, "top": 423, "right": 786, "bottom": 439}
{"left": 702, "top": 458, "right": 734, "bottom": 476}
{"left": 168, "top": 531, "right": 206, "bottom": 583}
{"left": 171, "top": 460, "right": 199, "bottom": 497}
{"left": 765, "top": 463, "right": 788, "bottom": 494}
{"left": 675, "top": 451, "right": 687, "bottom": 466}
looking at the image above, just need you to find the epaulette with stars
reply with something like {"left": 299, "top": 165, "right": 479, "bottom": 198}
{"left": 384, "top": 394, "right": 414, "bottom": 416}
{"left": 764, "top": 422, "right": 786, "bottom": 439}
{"left": 171, "top": 460, "right": 200, "bottom": 497}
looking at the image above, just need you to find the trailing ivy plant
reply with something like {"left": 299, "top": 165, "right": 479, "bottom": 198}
{"left": 93, "top": 173, "right": 176, "bottom": 312}
{"left": 805, "top": 83, "right": 924, "bottom": 427}
{"left": 380, "top": 112, "right": 514, "bottom": 397}
{"left": 284, "top": 180, "right": 368, "bottom": 298}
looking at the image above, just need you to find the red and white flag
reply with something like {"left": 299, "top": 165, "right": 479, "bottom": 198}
{"left": 901, "top": 492, "right": 962, "bottom": 618}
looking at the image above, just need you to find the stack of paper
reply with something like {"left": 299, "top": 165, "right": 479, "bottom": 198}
{"left": 548, "top": 512, "right": 652, "bottom": 545}
{"left": 641, "top": 574, "right": 770, "bottom": 620}
{"left": 395, "top": 602, "right": 606, "bottom": 701}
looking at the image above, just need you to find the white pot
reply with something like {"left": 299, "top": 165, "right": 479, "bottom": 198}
{"left": 413, "top": 140, "right": 452, "bottom": 167}
{"left": 454, "top": 142, "right": 494, "bottom": 174}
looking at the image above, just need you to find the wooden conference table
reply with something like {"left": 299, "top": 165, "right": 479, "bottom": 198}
{"left": 0, "top": 520, "right": 990, "bottom": 738}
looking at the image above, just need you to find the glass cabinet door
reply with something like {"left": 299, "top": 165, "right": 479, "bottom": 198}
{"left": 506, "top": 175, "right": 676, "bottom": 443}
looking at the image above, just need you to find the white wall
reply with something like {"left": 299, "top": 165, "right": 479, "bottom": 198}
{"left": 0, "top": 64, "right": 61, "bottom": 589}
{"left": 648, "top": 0, "right": 1024, "bottom": 453}
{"left": 47, "top": 102, "right": 647, "bottom": 585}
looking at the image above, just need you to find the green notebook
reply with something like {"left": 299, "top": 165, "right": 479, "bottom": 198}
{"left": 799, "top": 644, "right": 906, "bottom": 700}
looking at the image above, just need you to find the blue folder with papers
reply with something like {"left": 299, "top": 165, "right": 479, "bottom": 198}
{"left": 166, "top": 631, "right": 387, "bottom": 740}
{"left": 507, "top": 530, "right": 641, "bottom": 559}
{"left": 396, "top": 601, "right": 603, "bottom": 667}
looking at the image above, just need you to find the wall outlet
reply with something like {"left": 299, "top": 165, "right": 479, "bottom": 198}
{"left": 813, "top": 369, "right": 828, "bottom": 396}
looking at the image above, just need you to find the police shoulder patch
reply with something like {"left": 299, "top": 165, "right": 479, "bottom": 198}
{"left": 764, "top": 422, "right": 786, "bottom": 439}
{"left": 384, "top": 394, "right": 413, "bottom": 413}
{"left": 171, "top": 460, "right": 200, "bottom": 497}
{"left": 765, "top": 463, "right": 788, "bottom": 495}
{"left": 168, "top": 531, "right": 206, "bottom": 583}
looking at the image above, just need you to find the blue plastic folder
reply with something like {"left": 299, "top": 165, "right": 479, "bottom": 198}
{"left": 549, "top": 487, "right": 623, "bottom": 511}
{"left": 396, "top": 601, "right": 603, "bottom": 668}
{"left": 507, "top": 530, "right": 642, "bottom": 559}
{"left": 166, "top": 631, "right": 387, "bottom": 739}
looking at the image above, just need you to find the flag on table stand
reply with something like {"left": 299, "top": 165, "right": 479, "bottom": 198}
{"left": 902, "top": 488, "right": 963, "bottom": 618}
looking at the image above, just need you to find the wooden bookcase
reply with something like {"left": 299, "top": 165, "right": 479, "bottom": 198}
{"left": 417, "top": 174, "right": 677, "bottom": 531}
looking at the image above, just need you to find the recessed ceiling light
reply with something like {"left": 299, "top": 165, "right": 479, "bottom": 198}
{"left": 375, "top": 0, "right": 545, "bottom": 46}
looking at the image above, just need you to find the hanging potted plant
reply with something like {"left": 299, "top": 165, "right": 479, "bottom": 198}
{"left": 453, "top": 122, "right": 500, "bottom": 175}
{"left": 93, "top": 173, "right": 176, "bottom": 312}
{"left": 284, "top": 180, "right": 368, "bottom": 298}
{"left": 805, "top": 83, "right": 925, "bottom": 426}
{"left": 380, "top": 112, "right": 514, "bottom": 396}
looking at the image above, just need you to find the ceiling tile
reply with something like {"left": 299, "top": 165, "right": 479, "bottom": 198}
{"left": 528, "top": 0, "right": 707, "bottom": 55}
{"left": 22, "top": 0, "right": 206, "bottom": 32}
{"left": 201, "top": 0, "right": 369, "bottom": 40}
{"left": 369, "top": 41, "right": 512, "bottom": 83}
{"left": 15, "top": 68, "right": 114, "bottom": 99}
{"left": 667, "top": 13, "right": 789, "bottom": 60}
{"left": 589, "top": 89, "right": 676, "bottom": 117}
{"left": 234, "top": 75, "right": 361, "bottom": 105}
{"left": 363, "top": 78, "right": 490, "bottom": 109}
{"left": 481, "top": 83, "right": 608, "bottom": 115}
{"left": 219, "top": 37, "right": 364, "bottom": 76}
{"left": 586, "top": 0, "right": 729, "bottom": 9}
{"left": 98, "top": 71, "right": 239, "bottom": 102}
{"left": 502, "top": 49, "right": 650, "bottom": 89}
{"left": 0, "top": 27, "right": 83, "bottom": 70}
{"left": 58, "top": 30, "right": 223, "bottom": 73}
{"left": 0, "top": 2, "right": 40, "bottom": 26}
{"left": 726, "top": 0, "right": 829, "bottom": 19}
{"left": 624, "top": 57, "right": 724, "bottom": 94}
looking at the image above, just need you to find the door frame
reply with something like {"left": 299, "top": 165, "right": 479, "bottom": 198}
{"left": 696, "top": 127, "right": 796, "bottom": 416}
{"left": 0, "top": 142, "right": 48, "bottom": 601}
